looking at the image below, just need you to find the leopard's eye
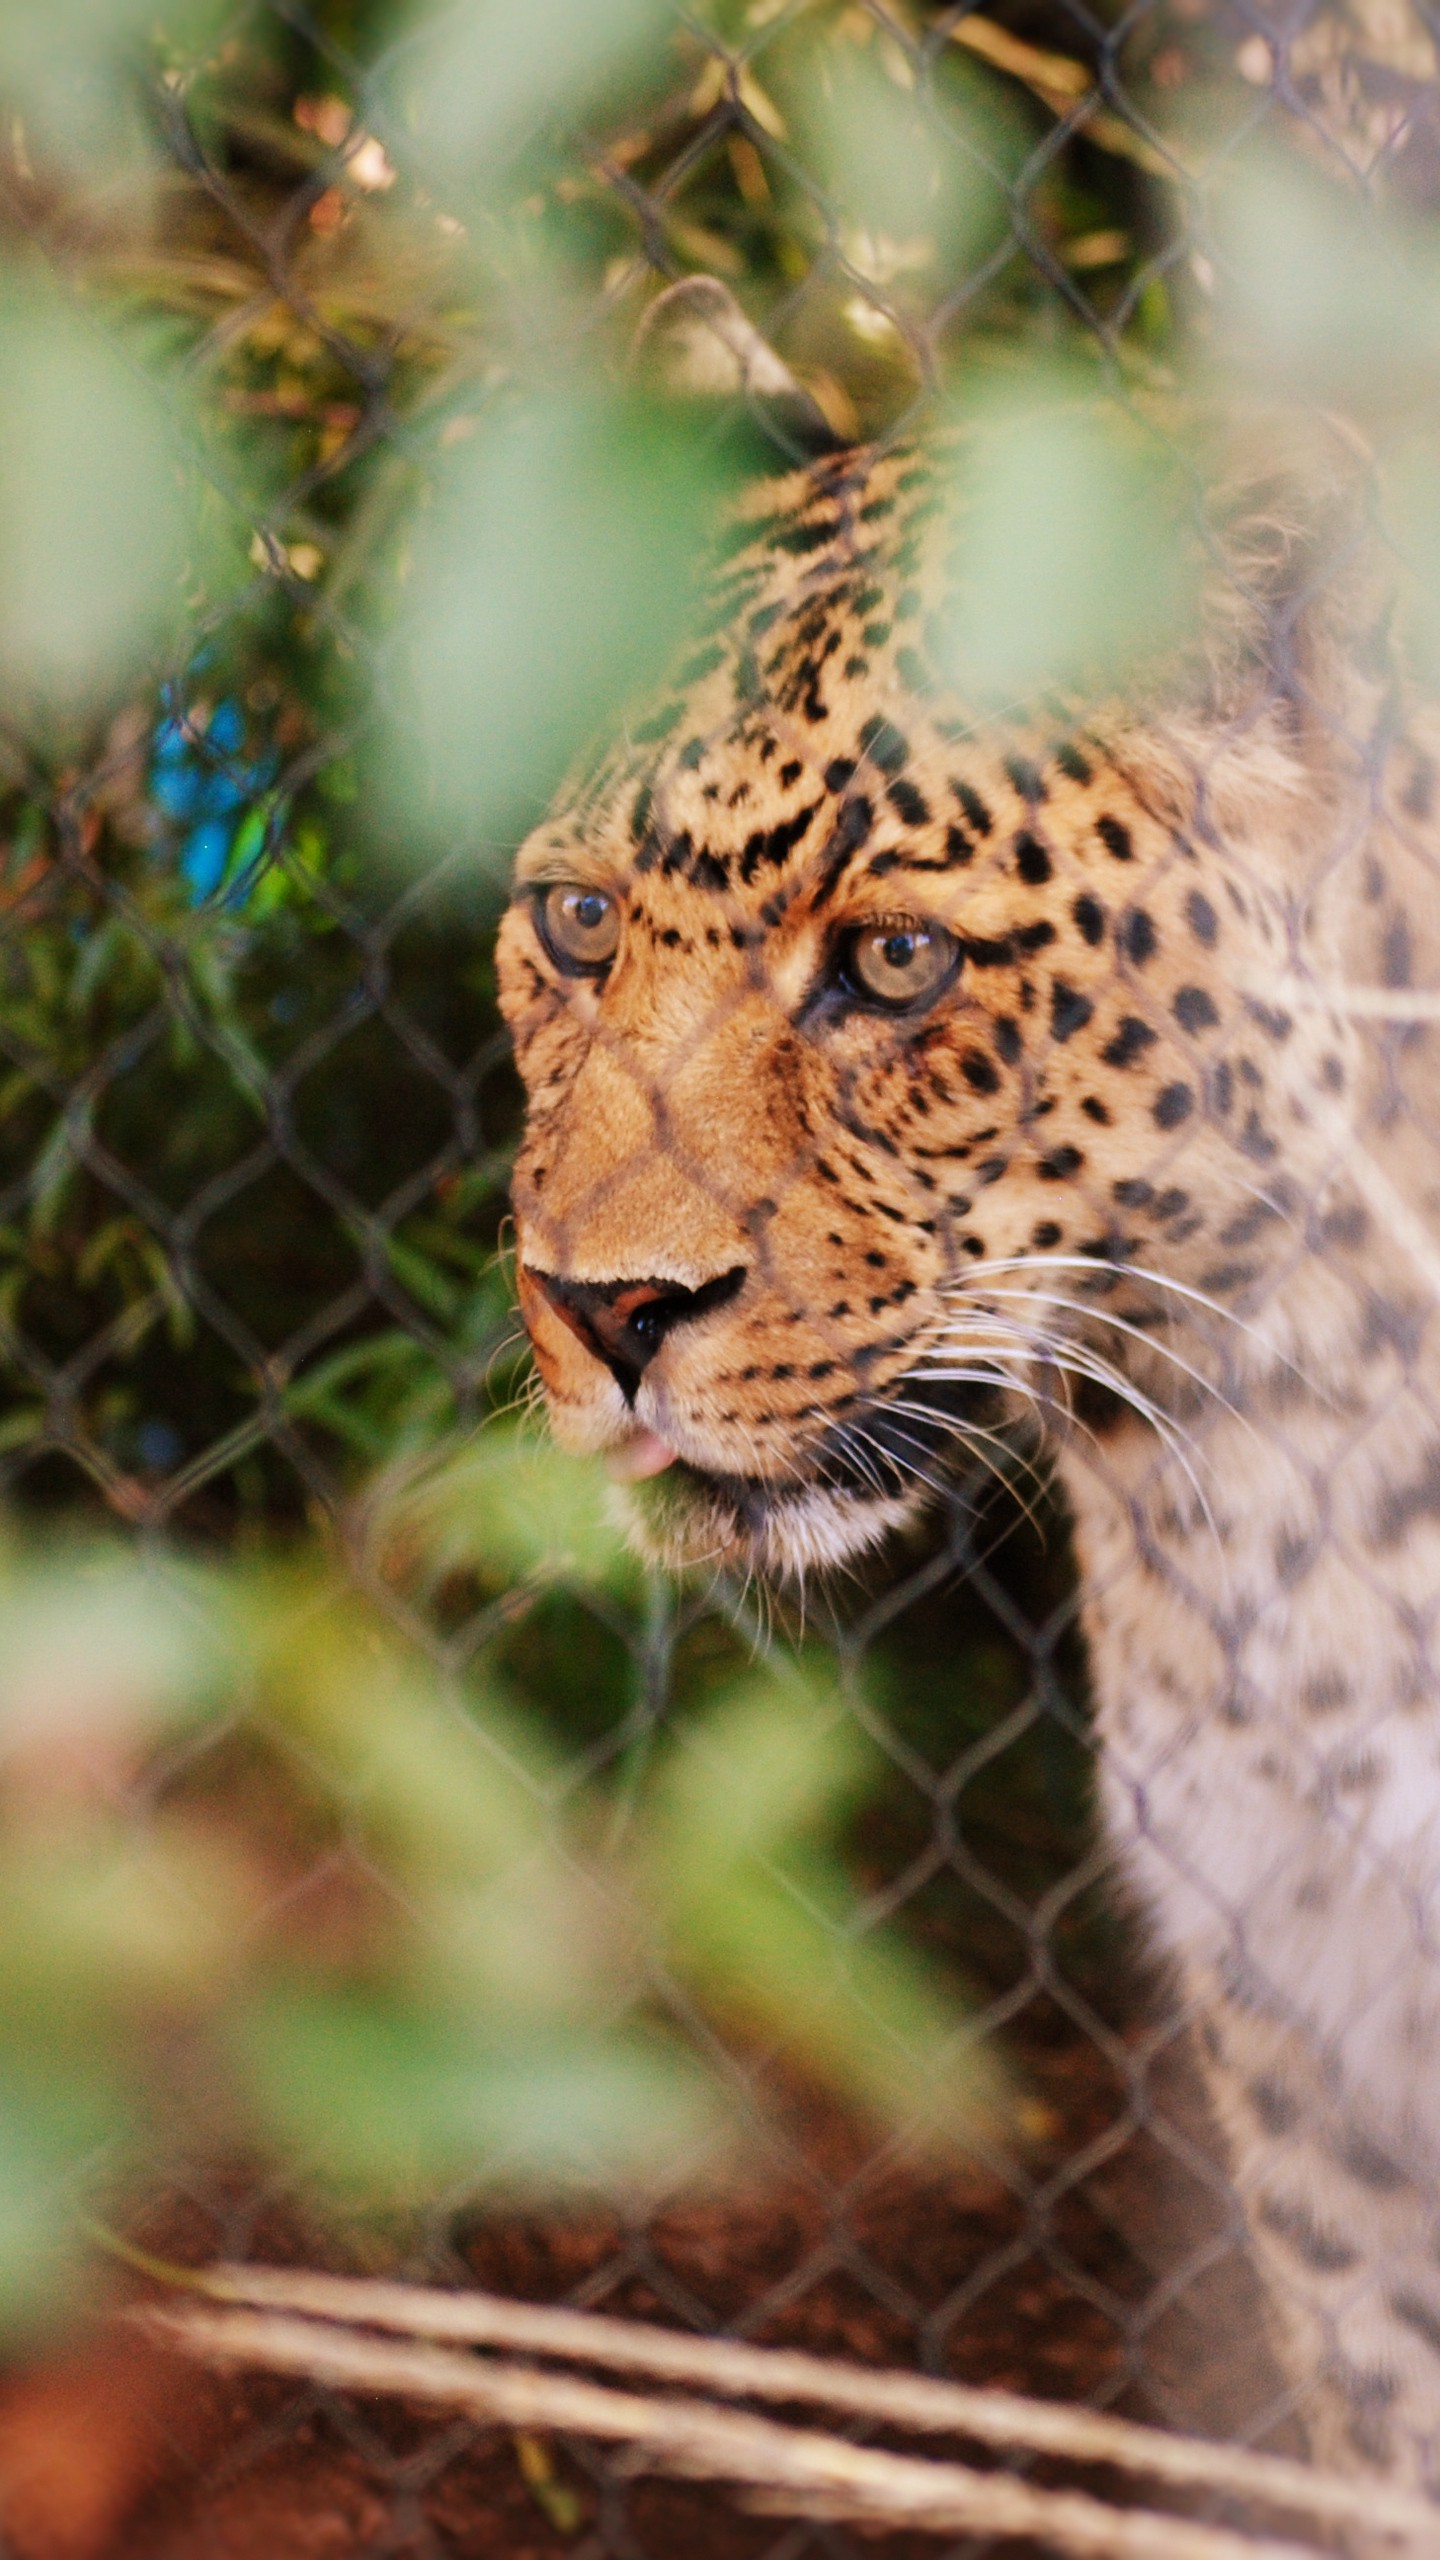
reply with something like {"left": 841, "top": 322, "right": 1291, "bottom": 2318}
{"left": 539, "top": 882, "right": 621, "bottom": 974}
{"left": 844, "top": 917, "right": 958, "bottom": 1010}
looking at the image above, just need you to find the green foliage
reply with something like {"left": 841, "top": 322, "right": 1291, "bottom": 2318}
{"left": 0, "top": 1478, "right": 1000, "bottom": 2330}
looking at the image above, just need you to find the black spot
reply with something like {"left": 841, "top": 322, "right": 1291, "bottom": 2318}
{"left": 676, "top": 643, "right": 724, "bottom": 688}
{"left": 951, "top": 779, "right": 993, "bottom": 836}
{"left": 1015, "top": 920, "right": 1056, "bottom": 952}
{"left": 1121, "top": 908, "right": 1157, "bottom": 965}
{"left": 1153, "top": 1082, "right": 1194, "bottom": 1129}
{"left": 1339, "top": 2132, "right": 1408, "bottom": 2194}
{"left": 1102, "top": 1016, "right": 1157, "bottom": 1068}
{"left": 961, "top": 933, "right": 1017, "bottom": 968}
{"left": 1391, "top": 2292, "right": 1440, "bottom": 2357}
{"left": 1210, "top": 1059, "right": 1234, "bottom": 1114}
{"left": 1220, "top": 1202, "right": 1277, "bottom": 1248}
{"left": 1244, "top": 998, "right": 1292, "bottom": 1041}
{"left": 857, "top": 714, "right": 909, "bottom": 775}
{"left": 1050, "top": 981, "right": 1094, "bottom": 1042}
{"left": 944, "top": 824, "right": 974, "bottom": 866}
{"left": 1113, "top": 1177, "right": 1153, "bottom": 1207}
{"left": 630, "top": 782, "right": 653, "bottom": 844}
{"left": 738, "top": 803, "right": 818, "bottom": 884}
{"left": 1096, "top": 814, "right": 1133, "bottom": 861}
{"left": 888, "top": 779, "right": 931, "bottom": 827}
{"left": 1403, "top": 752, "right": 1435, "bottom": 820}
{"left": 1005, "top": 755, "right": 1046, "bottom": 802}
{"left": 779, "top": 759, "right": 803, "bottom": 788}
{"left": 1072, "top": 893, "right": 1105, "bottom": 945}
{"left": 994, "top": 1017, "right": 1022, "bottom": 1065}
{"left": 1259, "top": 2195, "right": 1357, "bottom": 2274}
{"left": 1016, "top": 833, "right": 1052, "bottom": 885}
{"left": 962, "top": 1051, "right": 1001, "bottom": 1094}
{"left": 776, "top": 516, "right": 839, "bottom": 555}
{"left": 1038, "top": 1145, "right": 1084, "bottom": 1180}
{"left": 1031, "top": 1220, "right": 1063, "bottom": 1248}
{"left": 1174, "top": 985, "right": 1219, "bottom": 1034}
{"left": 1383, "top": 915, "right": 1412, "bottom": 988}
{"left": 1240, "top": 1109, "right": 1278, "bottom": 1163}
{"left": 861, "top": 620, "right": 891, "bottom": 648}
{"left": 691, "top": 850, "right": 730, "bottom": 893}
{"left": 809, "top": 795, "right": 875, "bottom": 907}
{"left": 1081, "top": 1096, "right": 1111, "bottom": 1125}
{"left": 633, "top": 700, "right": 683, "bottom": 745}
{"left": 1186, "top": 889, "right": 1219, "bottom": 947}
{"left": 824, "top": 756, "right": 855, "bottom": 793}
{"left": 1247, "top": 2078, "right": 1299, "bottom": 2136}
{"left": 1371, "top": 1442, "right": 1440, "bottom": 1547}
{"left": 1054, "top": 741, "right": 1092, "bottom": 786}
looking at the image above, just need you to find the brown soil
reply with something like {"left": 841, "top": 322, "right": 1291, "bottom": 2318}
{"left": 0, "top": 2023, "right": 1289, "bottom": 2560}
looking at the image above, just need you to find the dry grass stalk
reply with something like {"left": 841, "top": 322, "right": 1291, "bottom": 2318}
{"left": 143, "top": 2258, "right": 1440, "bottom": 2551}
{"left": 137, "top": 2298, "right": 1330, "bottom": 2560}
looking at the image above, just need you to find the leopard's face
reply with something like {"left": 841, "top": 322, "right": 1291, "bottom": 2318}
{"left": 497, "top": 441, "right": 1352, "bottom": 1577}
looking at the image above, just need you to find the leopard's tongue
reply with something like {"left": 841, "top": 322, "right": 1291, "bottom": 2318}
{"left": 606, "top": 1431, "right": 677, "bottom": 1482}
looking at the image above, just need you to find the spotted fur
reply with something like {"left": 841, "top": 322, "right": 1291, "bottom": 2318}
{"left": 497, "top": 431, "right": 1440, "bottom": 2482}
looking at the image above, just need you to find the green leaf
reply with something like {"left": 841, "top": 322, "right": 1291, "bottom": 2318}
{"left": 385, "top": 1428, "right": 635, "bottom": 1592}
{"left": 230, "top": 1986, "right": 724, "bottom": 2202}
{"left": 934, "top": 384, "right": 1192, "bottom": 708}
{"left": 390, "top": 0, "right": 676, "bottom": 190}
{"left": 0, "top": 287, "right": 193, "bottom": 708}
{"left": 0, "top": 2053, "right": 134, "bottom": 2332}
{"left": 376, "top": 386, "right": 730, "bottom": 864}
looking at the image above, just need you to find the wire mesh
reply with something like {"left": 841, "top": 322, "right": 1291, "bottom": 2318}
{"left": 0, "top": 1, "right": 1438, "bottom": 2551}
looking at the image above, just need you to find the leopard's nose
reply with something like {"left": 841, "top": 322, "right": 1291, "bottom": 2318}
{"left": 527, "top": 1264, "right": 747, "bottom": 1402}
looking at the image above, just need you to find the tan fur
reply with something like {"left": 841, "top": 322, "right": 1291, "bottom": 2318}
{"left": 498, "top": 431, "right": 1440, "bottom": 2480}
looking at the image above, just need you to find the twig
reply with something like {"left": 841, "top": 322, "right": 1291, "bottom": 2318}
{"left": 946, "top": 16, "right": 1180, "bottom": 180}
{"left": 136, "top": 2299, "right": 1326, "bottom": 2560}
{"left": 133, "top": 2256, "right": 1440, "bottom": 2551}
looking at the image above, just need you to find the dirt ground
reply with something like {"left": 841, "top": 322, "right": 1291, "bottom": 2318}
{"left": 0, "top": 2013, "right": 1294, "bottom": 2560}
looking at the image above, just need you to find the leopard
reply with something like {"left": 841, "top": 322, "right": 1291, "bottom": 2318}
{"left": 495, "top": 418, "right": 1440, "bottom": 2491}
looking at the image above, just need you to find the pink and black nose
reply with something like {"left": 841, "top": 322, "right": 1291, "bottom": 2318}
{"left": 529, "top": 1265, "right": 746, "bottom": 1401}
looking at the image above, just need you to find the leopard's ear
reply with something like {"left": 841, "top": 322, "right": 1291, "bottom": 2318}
{"left": 1191, "top": 413, "right": 1395, "bottom": 765}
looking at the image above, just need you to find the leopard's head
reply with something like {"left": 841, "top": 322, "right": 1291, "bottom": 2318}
{"left": 496, "top": 438, "right": 1367, "bottom": 1576}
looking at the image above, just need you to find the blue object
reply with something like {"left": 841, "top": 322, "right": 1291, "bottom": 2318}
{"left": 150, "top": 692, "right": 283, "bottom": 904}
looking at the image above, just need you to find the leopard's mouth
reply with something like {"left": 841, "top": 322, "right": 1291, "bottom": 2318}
{"left": 619, "top": 1373, "right": 1003, "bottom": 1579}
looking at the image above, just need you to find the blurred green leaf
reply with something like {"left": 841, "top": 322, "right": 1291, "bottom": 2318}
{"left": 0, "top": 2058, "right": 133, "bottom": 2330}
{"left": 788, "top": 34, "right": 1021, "bottom": 290}
{"left": 0, "top": 0, "right": 158, "bottom": 185}
{"left": 387, "top": 1429, "right": 635, "bottom": 1592}
{"left": 389, "top": 0, "right": 675, "bottom": 192}
{"left": 935, "top": 385, "right": 1191, "bottom": 706}
{"left": 643, "top": 1659, "right": 1003, "bottom": 2147}
{"left": 377, "top": 387, "right": 729, "bottom": 865}
{"left": 0, "top": 288, "right": 193, "bottom": 710}
{"left": 231, "top": 1987, "right": 724, "bottom": 2201}
{"left": 1213, "top": 152, "right": 1440, "bottom": 403}
{"left": 0, "top": 1549, "right": 207, "bottom": 1761}
{"left": 247, "top": 1579, "right": 560, "bottom": 1884}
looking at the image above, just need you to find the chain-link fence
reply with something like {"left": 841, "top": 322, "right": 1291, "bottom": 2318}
{"left": 1, "top": 2, "right": 1439, "bottom": 2552}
